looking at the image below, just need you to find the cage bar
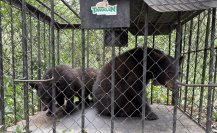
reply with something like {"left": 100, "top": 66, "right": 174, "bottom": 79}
{"left": 183, "top": 19, "right": 193, "bottom": 112}
{"left": 173, "top": 11, "right": 182, "bottom": 133}
{"left": 211, "top": 48, "right": 217, "bottom": 115}
{"left": 190, "top": 15, "right": 201, "bottom": 116}
{"left": 9, "top": 0, "right": 17, "bottom": 123}
{"left": 49, "top": 24, "right": 51, "bottom": 68}
{"left": 102, "top": 45, "right": 106, "bottom": 66}
{"left": 180, "top": 24, "right": 187, "bottom": 83}
{"left": 60, "top": 0, "right": 80, "bottom": 19}
{"left": 50, "top": 0, "right": 56, "bottom": 132}
{"left": 81, "top": 29, "right": 85, "bottom": 133}
{"left": 150, "top": 35, "right": 155, "bottom": 105}
{"left": 198, "top": 9, "right": 211, "bottom": 124}
{"left": 0, "top": 1, "right": 5, "bottom": 131}
{"left": 43, "top": 20, "right": 47, "bottom": 72}
{"left": 71, "top": 29, "right": 75, "bottom": 68}
{"left": 37, "top": 14, "right": 42, "bottom": 112}
{"left": 111, "top": 30, "right": 116, "bottom": 133}
{"left": 142, "top": 4, "right": 148, "bottom": 133}
{"left": 167, "top": 33, "right": 171, "bottom": 105}
{"left": 135, "top": 35, "right": 138, "bottom": 48}
{"left": 21, "top": 0, "right": 29, "bottom": 132}
{"left": 206, "top": 8, "right": 216, "bottom": 133}
{"left": 86, "top": 30, "right": 90, "bottom": 68}
{"left": 57, "top": 29, "right": 60, "bottom": 65}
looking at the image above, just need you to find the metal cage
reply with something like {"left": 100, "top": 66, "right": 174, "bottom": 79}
{"left": 0, "top": 0, "right": 216, "bottom": 133}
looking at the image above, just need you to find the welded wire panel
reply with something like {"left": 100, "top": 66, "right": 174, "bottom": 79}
{"left": 144, "top": 0, "right": 217, "bottom": 12}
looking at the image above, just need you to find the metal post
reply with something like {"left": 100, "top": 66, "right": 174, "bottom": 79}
{"left": 50, "top": 0, "right": 56, "bottom": 132}
{"left": 151, "top": 35, "right": 155, "bottom": 104}
{"left": 190, "top": 15, "right": 201, "bottom": 116}
{"left": 211, "top": 48, "right": 217, "bottom": 114}
{"left": 0, "top": 1, "right": 5, "bottom": 131}
{"left": 111, "top": 30, "right": 116, "bottom": 133}
{"left": 21, "top": 0, "right": 29, "bottom": 132}
{"left": 167, "top": 33, "right": 171, "bottom": 105}
{"left": 206, "top": 8, "right": 216, "bottom": 133}
{"left": 142, "top": 4, "right": 148, "bottom": 133}
{"left": 48, "top": 24, "right": 51, "bottom": 67}
{"left": 9, "top": 0, "right": 17, "bottom": 123}
{"left": 37, "top": 14, "right": 41, "bottom": 80}
{"left": 102, "top": 45, "right": 106, "bottom": 66}
{"left": 81, "top": 29, "right": 86, "bottom": 133}
{"left": 86, "top": 30, "right": 90, "bottom": 68}
{"left": 118, "top": 47, "right": 121, "bottom": 55}
{"left": 43, "top": 20, "right": 47, "bottom": 72}
{"left": 72, "top": 29, "right": 75, "bottom": 68}
{"left": 180, "top": 24, "right": 187, "bottom": 84}
{"left": 29, "top": 15, "right": 33, "bottom": 81}
{"left": 183, "top": 19, "right": 193, "bottom": 112}
{"left": 198, "top": 9, "right": 211, "bottom": 124}
{"left": 179, "top": 24, "right": 187, "bottom": 107}
{"left": 37, "top": 14, "right": 42, "bottom": 112}
{"left": 173, "top": 11, "right": 182, "bottom": 133}
{"left": 135, "top": 35, "right": 138, "bottom": 48}
{"left": 29, "top": 14, "right": 36, "bottom": 113}
{"left": 57, "top": 29, "right": 60, "bottom": 65}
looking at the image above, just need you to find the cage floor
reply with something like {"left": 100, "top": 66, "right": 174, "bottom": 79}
{"left": 6, "top": 104, "right": 204, "bottom": 133}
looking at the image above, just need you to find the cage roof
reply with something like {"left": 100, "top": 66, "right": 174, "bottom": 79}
{"left": 143, "top": 0, "right": 217, "bottom": 12}
{"left": 129, "top": 0, "right": 205, "bottom": 35}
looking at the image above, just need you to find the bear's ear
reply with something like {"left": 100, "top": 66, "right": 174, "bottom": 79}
{"left": 179, "top": 56, "right": 184, "bottom": 65}
{"left": 29, "top": 82, "right": 38, "bottom": 90}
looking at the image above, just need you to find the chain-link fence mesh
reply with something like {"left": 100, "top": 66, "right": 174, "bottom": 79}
{"left": 0, "top": 0, "right": 216, "bottom": 133}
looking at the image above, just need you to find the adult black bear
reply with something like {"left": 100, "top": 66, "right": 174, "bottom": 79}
{"left": 29, "top": 65, "right": 97, "bottom": 116}
{"left": 93, "top": 47, "right": 183, "bottom": 120}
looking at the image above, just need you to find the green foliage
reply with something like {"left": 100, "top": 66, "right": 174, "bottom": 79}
{"left": 62, "top": 129, "right": 75, "bottom": 133}
{"left": 15, "top": 125, "right": 25, "bottom": 133}
{"left": 213, "top": 112, "right": 217, "bottom": 122}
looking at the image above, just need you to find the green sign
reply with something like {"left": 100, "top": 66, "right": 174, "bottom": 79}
{"left": 91, "top": 1, "right": 117, "bottom": 15}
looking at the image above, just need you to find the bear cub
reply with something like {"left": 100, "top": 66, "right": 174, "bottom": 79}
{"left": 93, "top": 47, "right": 183, "bottom": 120}
{"left": 29, "top": 65, "right": 97, "bottom": 116}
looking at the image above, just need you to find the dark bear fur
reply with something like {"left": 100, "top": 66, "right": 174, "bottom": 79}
{"left": 93, "top": 47, "right": 183, "bottom": 120}
{"left": 29, "top": 65, "right": 97, "bottom": 116}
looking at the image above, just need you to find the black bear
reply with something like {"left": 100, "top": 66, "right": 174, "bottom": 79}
{"left": 29, "top": 65, "right": 97, "bottom": 116}
{"left": 93, "top": 47, "right": 183, "bottom": 120}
